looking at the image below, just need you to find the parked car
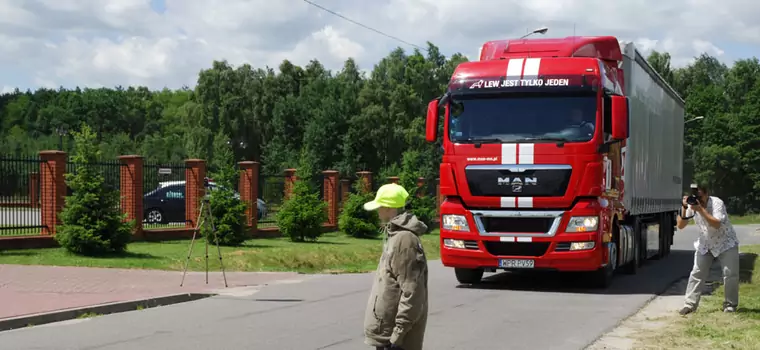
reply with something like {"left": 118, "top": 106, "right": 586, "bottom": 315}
{"left": 143, "top": 180, "right": 267, "bottom": 225}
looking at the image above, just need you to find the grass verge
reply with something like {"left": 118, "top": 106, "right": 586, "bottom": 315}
{"left": 634, "top": 244, "right": 760, "bottom": 349}
{"left": 730, "top": 214, "right": 760, "bottom": 225}
{"left": 0, "top": 230, "right": 441, "bottom": 274}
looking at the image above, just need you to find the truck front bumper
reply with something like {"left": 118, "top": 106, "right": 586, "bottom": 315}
{"left": 440, "top": 231, "right": 605, "bottom": 272}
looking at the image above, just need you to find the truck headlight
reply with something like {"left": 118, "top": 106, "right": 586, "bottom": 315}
{"left": 566, "top": 216, "right": 599, "bottom": 232}
{"left": 442, "top": 215, "right": 470, "bottom": 232}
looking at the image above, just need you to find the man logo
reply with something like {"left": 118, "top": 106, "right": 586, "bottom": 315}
{"left": 497, "top": 176, "right": 537, "bottom": 193}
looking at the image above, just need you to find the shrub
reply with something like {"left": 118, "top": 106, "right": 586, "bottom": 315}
{"left": 203, "top": 184, "right": 248, "bottom": 246}
{"left": 276, "top": 178, "right": 327, "bottom": 242}
{"left": 201, "top": 134, "right": 249, "bottom": 246}
{"left": 339, "top": 181, "right": 381, "bottom": 238}
{"left": 406, "top": 191, "right": 437, "bottom": 233}
{"left": 56, "top": 124, "right": 134, "bottom": 255}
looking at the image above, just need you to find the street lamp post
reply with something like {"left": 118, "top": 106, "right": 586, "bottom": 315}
{"left": 56, "top": 125, "right": 68, "bottom": 151}
{"left": 685, "top": 115, "right": 704, "bottom": 124}
{"left": 520, "top": 26, "right": 549, "bottom": 39}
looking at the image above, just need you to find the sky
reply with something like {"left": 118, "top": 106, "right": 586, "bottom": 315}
{"left": 1, "top": 0, "right": 758, "bottom": 93}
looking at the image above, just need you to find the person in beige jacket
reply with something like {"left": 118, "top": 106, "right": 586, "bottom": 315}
{"left": 362, "top": 183, "right": 429, "bottom": 350}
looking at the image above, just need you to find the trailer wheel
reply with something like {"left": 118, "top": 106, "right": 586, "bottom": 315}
{"left": 454, "top": 268, "right": 484, "bottom": 285}
{"left": 653, "top": 214, "right": 666, "bottom": 260}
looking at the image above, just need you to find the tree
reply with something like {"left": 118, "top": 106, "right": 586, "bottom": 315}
{"left": 55, "top": 124, "right": 134, "bottom": 255}
{"left": 1, "top": 43, "right": 758, "bottom": 216}
{"left": 276, "top": 171, "right": 327, "bottom": 242}
{"left": 202, "top": 131, "right": 249, "bottom": 246}
{"left": 339, "top": 181, "right": 381, "bottom": 238}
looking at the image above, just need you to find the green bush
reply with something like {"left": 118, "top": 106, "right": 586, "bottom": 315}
{"left": 406, "top": 192, "right": 437, "bottom": 233}
{"left": 200, "top": 132, "right": 249, "bottom": 246}
{"left": 56, "top": 124, "right": 134, "bottom": 256}
{"left": 339, "top": 182, "right": 380, "bottom": 238}
{"left": 203, "top": 178, "right": 248, "bottom": 246}
{"left": 276, "top": 179, "right": 327, "bottom": 242}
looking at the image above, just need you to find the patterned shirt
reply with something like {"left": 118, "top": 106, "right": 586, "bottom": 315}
{"left": 684, "top": 196, "right": 739, "bottom": 257}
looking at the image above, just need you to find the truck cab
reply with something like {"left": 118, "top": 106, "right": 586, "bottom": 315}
{"left": 424, "top": 36, "right": 669, "bottom": 288}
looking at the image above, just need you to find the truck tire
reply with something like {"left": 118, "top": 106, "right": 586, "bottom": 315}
{"left": 620, "top": 221, "right": 640, "bottom": 275}
{"left": 455, "top": 268, "right": 484, "bottom": 285}
{"left": 653, "top": 214, "right": 666, "bottom": 260}
{"left": 591, "top": 242, "right": 616, "bottom": 288}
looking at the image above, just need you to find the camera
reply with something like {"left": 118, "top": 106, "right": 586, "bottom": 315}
{"left": 686, "top": 184, "right": 699, "bottom": 205}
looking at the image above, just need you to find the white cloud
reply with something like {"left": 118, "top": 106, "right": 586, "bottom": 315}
{"left": 1, "top": 0, "right": 758, "bottom": 90}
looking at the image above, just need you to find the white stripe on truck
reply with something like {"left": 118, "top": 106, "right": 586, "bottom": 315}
{"left": 518, "top": 143, "right": 534, "bottom": 164}
{"left": 522, "top": 58, "right": 542, "bottom": 79}
{"left": 506, "top": 58, "right": 524, "bottom": 81}
{"left": 501, "top": 143, "right": 516, "bottom": 164}
{"left": 499, "top": 143, "right": 535, "bottom": 208}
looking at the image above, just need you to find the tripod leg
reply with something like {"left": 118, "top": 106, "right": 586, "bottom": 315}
{"left": 180, "top": 202, "right": 206, "bottom": 287}
{"left": 179, "top": 203, "right": 205, "bottom": 287}
{"left": 206, "top": 203, "right": 228, "bottom": 287}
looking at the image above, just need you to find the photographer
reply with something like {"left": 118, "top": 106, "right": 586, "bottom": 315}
{"left": 676, "top": 184, "right": 740, "bottom": 315}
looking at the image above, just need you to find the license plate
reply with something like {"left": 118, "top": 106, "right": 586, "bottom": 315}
{"left": 499, "top": 259, "right": 535, "bottom": 269}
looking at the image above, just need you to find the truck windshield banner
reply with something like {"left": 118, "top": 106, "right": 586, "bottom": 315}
{"left": 449, "top": 74, "right": 592, "bottom": 94}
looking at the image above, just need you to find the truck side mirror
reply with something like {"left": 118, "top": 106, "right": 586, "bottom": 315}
{"left": 425, "top": 99, "right": 439, "bottom": 143}
{"left": 610, "top": 95, "right": 629, "bottom": 140}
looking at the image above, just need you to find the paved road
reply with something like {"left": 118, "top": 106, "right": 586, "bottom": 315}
{"left": 1, "top": 225, "right": 758, "bottom": 350}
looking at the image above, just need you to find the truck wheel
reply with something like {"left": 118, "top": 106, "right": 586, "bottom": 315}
{"left": 591, "top": 242, "right": 616, "bottom": 288}
{"left": 621, "top": 234, "right": 640, "bottom": 275}
{"left": 454, "top": 268, "right": 484, "bottom": 285}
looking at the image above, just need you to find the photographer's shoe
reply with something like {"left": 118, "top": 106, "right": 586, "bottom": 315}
{"left": 723, "top": 302, "right": 736, "bottom": 313}
{"left": 679, "top": 306, "right": 695, "bottom": 315}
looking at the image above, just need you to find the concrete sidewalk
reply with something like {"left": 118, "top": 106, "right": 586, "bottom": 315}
{"left": 0, "top": 264, "right": 301, "bottom": 320}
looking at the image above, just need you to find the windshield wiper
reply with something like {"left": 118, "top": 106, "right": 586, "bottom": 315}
{"left": 516, "top": 136, "right": 568, "bottom": 146}
{"left": 461, "top": 137, "right": 502, "bottom": 144}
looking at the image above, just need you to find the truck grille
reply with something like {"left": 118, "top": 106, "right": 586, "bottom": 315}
{"left": 482, "top": 217, "right": 554, "bottom": 233}
{"left": 465, "top": 165, "right": 572, "bottom": 197}
{"left": 484, "top": 242, "right": 550, "bottom": 257}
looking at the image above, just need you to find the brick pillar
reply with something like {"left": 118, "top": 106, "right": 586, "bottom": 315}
{"left": 39, "top": 151, "right": 66, "bottom": 235}
{"left": 185, "top": 159, "right": 206, "bottom": 228}
{"left": 29, "top": 172, "right": 39, "bottom": 207}
{"left": 284, "top": 168, "right": 297, "bottom": 200}
{"left": 387, "top": 176, "right": 400, "bottom": 184}
{"left": 357, "top": 171, "right": 372, "bottom": 193}
{"left": 119, "top": 155, "right": 144, "bottom": 238}
{"left": 322, "top": 170, "right": 339, "bottom": 227}
{"left": 416, "top": 177, "right": 426, "bottom": 198}
{"left": 340, "top": 179, "right": 351, "bottom": 204}
{"left": 238, "top": 161, "right": 259, "bottom": 231}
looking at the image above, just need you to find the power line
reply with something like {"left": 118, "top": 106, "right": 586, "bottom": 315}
{"left": 301, "top": 0, "right": 427, "bottom": 51}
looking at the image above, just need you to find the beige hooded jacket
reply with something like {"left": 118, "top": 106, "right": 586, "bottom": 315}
{"left": 364, "top": 211, "right": 429, "bottom": 350}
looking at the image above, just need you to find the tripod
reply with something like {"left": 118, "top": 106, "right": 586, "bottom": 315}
{"left": 180, "top": 194, "right": 228, "bottom": 288}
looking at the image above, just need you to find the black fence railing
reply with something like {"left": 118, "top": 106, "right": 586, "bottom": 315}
{"left": 0, "top": 155, "right": 45, "bottom": 236}
{"left": 65, "top": 159, "right": 125, "bottom": 213}
{"left": 258, "top": 175, "right": 285, "bottom": 229}
{"left": 142, "top": 162, "right": 189, "bottom": 230}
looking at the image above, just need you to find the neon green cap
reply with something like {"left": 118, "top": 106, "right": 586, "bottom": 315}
{"left": 363, "top": 183, "right": 409, "bottom": 211}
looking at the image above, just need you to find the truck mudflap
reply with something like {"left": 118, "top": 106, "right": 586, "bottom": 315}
{"left": 440, "top": 232, "right": 605, "bottom": 272}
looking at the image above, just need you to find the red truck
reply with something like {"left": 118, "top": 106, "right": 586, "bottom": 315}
{"left": 424, "top": 36, "right": 685, "bottom": 288}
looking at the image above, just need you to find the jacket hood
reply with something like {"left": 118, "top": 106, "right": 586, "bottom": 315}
{"left": 387, "top": 211, "right": 428, "bottom": 237}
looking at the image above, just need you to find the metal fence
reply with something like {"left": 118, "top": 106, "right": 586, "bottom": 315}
{"left": 142, "top": 162, "right": 189, "bottom": 230}
{"left": 0, "top": 155, "right": 45, "bottom": 236}
{"left": 258, "top": 175, "right": 285, "bottom": 229}
{"left": 65, "top": 159, "right": 125, "bottom": 212}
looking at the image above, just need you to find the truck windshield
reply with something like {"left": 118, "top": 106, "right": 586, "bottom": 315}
{"left": 448, "top": 94, "right": 597, "bottom": 143}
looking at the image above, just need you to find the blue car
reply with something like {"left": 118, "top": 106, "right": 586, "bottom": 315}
{"left": 143, "top": 180, "right": 267, "bottom": 225}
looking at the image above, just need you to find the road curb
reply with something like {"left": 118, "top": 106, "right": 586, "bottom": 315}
{"left": 0, "top": 292, "right": 214, "bottom": 332}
